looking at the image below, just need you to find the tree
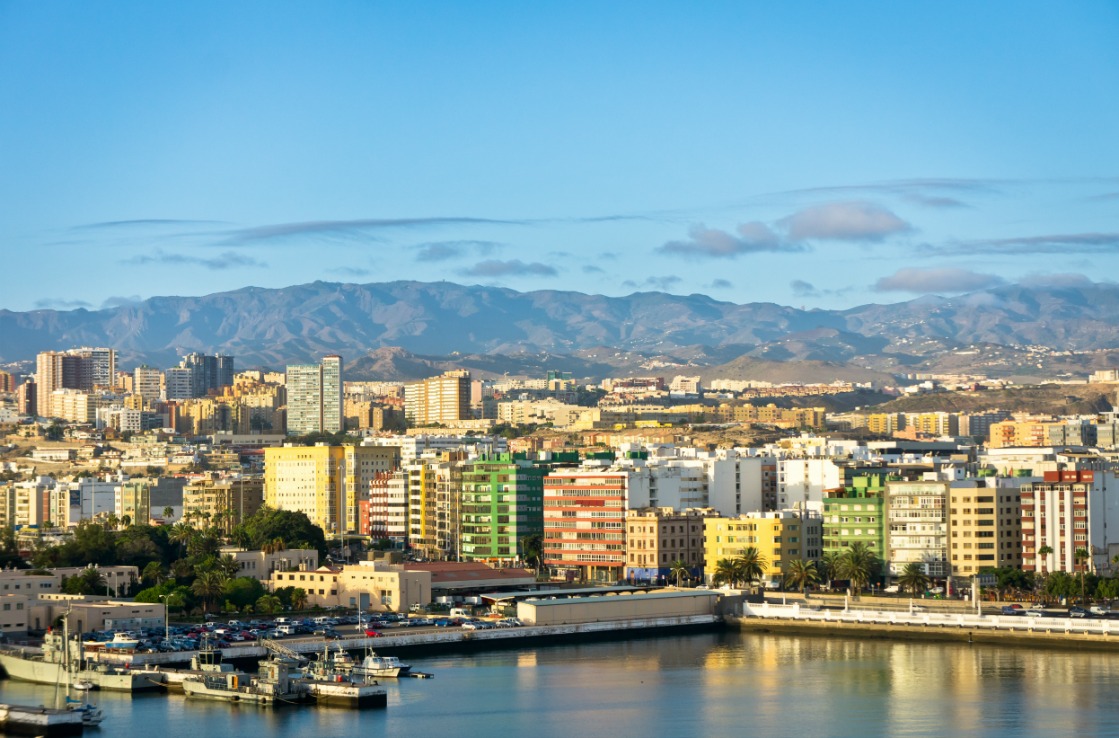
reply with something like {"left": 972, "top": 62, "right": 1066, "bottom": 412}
{"left": 191, "top": 570, "right": 227, "bottom": 613}
{"left": 837, "top": 542, "right": 880, "bottom": 598}
{"left": 163, "top": 506, "right": 175, "bottom": 523}
{"left": 169, "top": 523, "right": 195, "bottom": 559}
{"left": 222, "top": 577, "right": 266, "bottom": 611}
{"left": 217, "top": 554, "right": 240, "bottom": 579}
{"left": 897, "top": 562, "right": 931, "bottom": 596}
{"left": 712, "top": 558, "right": 743, "bottom": 588}
{"left": 1075, "top": 547, "right": 1091, "bottom": 603}
{"left": 670, "top": 559, "right": 689, "bottom": 588}
{"left": 291, "top": 587, "right": 308, "bottom": 611}
{"left": 233, "top": 507, "right": 326, "bottom": 556}
{"left": 142, "top": 561, "right": 166, "bottom": 586}
{"left": 734, "top": 547, "right": 769, "bottom": 591}
{"left": 783, "top": 559, "right": 819, "bottom": 595}
{"left": 1037, "top": 545, "right": 1054, "bottom": 577}
{"left": 255, "top": 594, "right": 282, "bottom": 614}
{"left": 63, "top": 566, "right": 107, "bottom": 596}
{"left": 819, "top": 552, "right": 840, "bottom": 591}
{"left": 519, "top": 533, "right": 544, "bottom": 572}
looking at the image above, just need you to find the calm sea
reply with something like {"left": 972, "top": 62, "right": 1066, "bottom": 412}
{"left": 2, "top": 631, "right": 1118, "bottom": 737}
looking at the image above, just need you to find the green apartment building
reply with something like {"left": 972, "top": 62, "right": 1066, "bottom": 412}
{"left": 822, "top": 473, "right": 888, "bottom": 561}
{"left": 460, "top": 453, "right": 545, "bottom": 564}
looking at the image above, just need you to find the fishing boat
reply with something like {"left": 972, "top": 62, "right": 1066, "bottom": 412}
{"left": 83, "top": 632, "right": 140, "bottom": 651}
{"left": 351, "top": 649, "right": 411, "bottom": 678}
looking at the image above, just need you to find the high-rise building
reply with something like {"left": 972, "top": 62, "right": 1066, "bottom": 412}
{"left": 404, "top": 370, "right": 471, "bottom": 426}
{"left": 285, "top": 356, "right": 343, "bottom": 435}
{"left": 180, "top": 353, "right": 235, "bottom": 397}
{"left": 460, "top": 454, "right": 545, "bottom": 564}
{"left": 133, "top": 365, "right": 163, "bottom": 404}
{"left": 34, "top": 347, "right": 115, "bottom": 418}
{"left": 164, "top": 367, "right": 195, "bottom": 401}
{"left": 264, "top": 443, "right": 400, "bottom": 535}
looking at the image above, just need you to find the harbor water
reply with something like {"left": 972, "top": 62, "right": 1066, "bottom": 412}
{"left": 2, "top": 630, "right": 1119, "bottom": 737}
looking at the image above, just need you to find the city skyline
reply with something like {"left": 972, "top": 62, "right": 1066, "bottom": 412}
{"left": 2, "top": 3, "right": 1118, "bottom": 314}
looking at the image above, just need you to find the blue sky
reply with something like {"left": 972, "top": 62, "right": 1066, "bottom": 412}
{"left": 2, "top": 2, "right": 1117, "bottom": 313}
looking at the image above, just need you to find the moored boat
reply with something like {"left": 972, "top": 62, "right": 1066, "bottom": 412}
{"left": 0, "top": 632, "right": 164, "bottom": 693}
{"left": 296, "top": 644, "right": 386, "bottom": 709}
{"left": 182, "top": 656, "right": 311, "bottom": 707}
{"left": 351, "top": 650, "right": 411, "bottom": 678}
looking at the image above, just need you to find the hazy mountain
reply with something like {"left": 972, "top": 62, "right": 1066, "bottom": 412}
{"left": 3, "top": 280, "right": 1119, "bottom": 380}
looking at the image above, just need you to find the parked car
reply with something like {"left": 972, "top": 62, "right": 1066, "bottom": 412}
{"left": 1001, "top": 605, "right": 1024, "bottom": 615}
{"left": 1024, "top": 609, "right": 1045, "bottom": 617}
{"left": 1068, "top": 606, "right": 1088, "bottom": 618}
{"left": 364, "top": 629, "right": 383, "bottom": 638}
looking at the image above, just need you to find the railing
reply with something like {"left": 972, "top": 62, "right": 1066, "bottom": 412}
{"left": 742, "top": 602, "right": 1118, "bottom": 636}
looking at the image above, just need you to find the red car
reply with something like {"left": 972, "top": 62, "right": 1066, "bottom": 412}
{"left": 364, "top": 629, "right": 383, "bottom": 637}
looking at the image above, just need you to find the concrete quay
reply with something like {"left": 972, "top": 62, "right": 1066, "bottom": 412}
{"left": 90, "top": 614, "right": 722, "bottom": 668}
{"left": 734, "top": 601, "right": 1119, "bottom": 651}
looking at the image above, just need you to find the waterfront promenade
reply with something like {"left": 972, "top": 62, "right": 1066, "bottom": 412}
{"left": 735, "top": 599, "right": 1119, "bottom": 650}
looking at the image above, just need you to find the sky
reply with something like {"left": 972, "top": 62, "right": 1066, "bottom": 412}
{"left": 2, "top": 2, "right": 1118, "bottom": 314}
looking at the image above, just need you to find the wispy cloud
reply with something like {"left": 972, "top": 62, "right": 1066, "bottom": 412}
{"left": 582, "top": 265, "right": 606, "bottom": 274}
{"left": 1086, "top": 192, "right": 1119, "bottom": 202}
{"left": 100, "top": 295, "right": 144, "bottom": 309}
{"left": 874, "top": 267, "right": 1006, "bottom": 293}
{"left": 327, "top": 266, "right": 372, "bottom": 277}
{"left": 621, "top": 276, "right": 683, "bottom": 291}
{"left": 122, "top": 249, "right": 267, "bottom": 270}
{"left": 73, "top": 219, "right": 227, "bottom": 230}
{"left": 781, "top": 201, "right": 912, "bottom": 242}
{"left": 460, "top": 260, "right": 558, "bottom": 277}
{"left": 932, "top": 232, "right": 1119, "bottom": 255}
{"left": 224, "top": 217, "right": 521, "bottom": 245}
{"left": 1017, "top": 273, "right": 1110, "bottom": 288}
{"left": 791, "top": 279, "right": 818, "bottom": 297}
{"left": 35, "top": 298, "right": 93, "bottom": 310}
{"left": 707, "top": 278, "right": 733, "bottom": 290}
{"left": 659, "top": 222, "right": 801, "bottom": 258}
{"left": 415, "top": 240, "right": 502, "bottom": 262}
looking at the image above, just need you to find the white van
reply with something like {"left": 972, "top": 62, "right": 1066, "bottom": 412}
{"left": 449, "top": 608, "right": 471, "bottom": 618}
{"left": 275, "top": 624, "right": 297, "bottom": 636}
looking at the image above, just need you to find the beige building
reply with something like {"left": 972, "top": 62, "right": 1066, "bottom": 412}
{"left": 183, "top": 475, "right": 265, "bottom": 535}
{"left": 225, "top": 547, "right": 319, "bottom": 582}
{"left": 404, "top": 369, "right": 471, "bottom": 426}
{"left": 625, "top": 507, "right": 716, "bottom": 584}
{"left": 0, "top": 570, "right": 61, "bottom": 597}
{"left": 948, "top": 479, "right": 1024, "bottom": 577}
{"left": 264, "top": 444, "right": 401, "bottom": 535}
{"left": 269, "top": 561, "right": 431, "bottom": 613}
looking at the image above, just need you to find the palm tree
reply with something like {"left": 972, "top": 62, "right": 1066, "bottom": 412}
{"left": 1037, "top": 545, "right": 1054, "bottom": 576}
{"left": 897, "top": 562, "right": 931, "bottom": 596}
{"left": 217, "top": 554, "right": 240, "bottom": 579}
{"left": 820, "top": 551, "right": 840, "bottom": 591}
{"left": 712, "top": 558, "right": 743, "bottom": 588}
{"left": 1075, "top": 547, "right": 1091, "bottom": 603}
{"left": 783, "top": 558, "right": 819, "bottom": 595}
{"left": 291, "top": 587, "right": 309, "bottom": 611}
{"left": 255, "top": 594, "right": 282, "bottom": 614}
{"left": 142, "top": 561, "right": 166, "bottom": 586}
{"left": 170, "top": 523, "right": 195, "bottom": 558}
{"left": 191, "top": 570, "right": 227, "bottom": 614}
{"left": 837, "top": 542, "right": 880, "bottom": 598}
{"left": 734, "top": 547, "right": 769, "bottom": 591}
{"left": 670, "top": 559, "right": 689, "bottom": 588}
{"left": 163, "top": 506, "right": 175, "bottom": 523}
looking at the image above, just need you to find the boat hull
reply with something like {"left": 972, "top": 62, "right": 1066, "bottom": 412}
{"left": 0, "top": 650, "right": 165, "bottom": 692}
{"left": 304, "top": 680, "right": 387, "bottom": 709}
{"left": 0, "top": 703, "right": 84, "bottom": 737}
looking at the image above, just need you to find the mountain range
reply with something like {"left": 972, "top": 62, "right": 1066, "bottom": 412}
{"left": 3, "top": 280, "right": 1119, "bottom": 382}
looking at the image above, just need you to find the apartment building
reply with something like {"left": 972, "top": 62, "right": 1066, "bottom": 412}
{"left": 459, "top": 454, "right": 545, "bottom": 565}
{"left": 947, "top": 477, "right": 1023, "bottom": 577}
{"left": 625, "top": 506, "right": 714, "bottom": 583}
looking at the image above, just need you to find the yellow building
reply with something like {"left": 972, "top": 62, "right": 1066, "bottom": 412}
{"left": 264, "top": 444, "right": 401, "bottom": 535}
{"left": 703, "top": 511, "right": 806, "bottom": 587}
